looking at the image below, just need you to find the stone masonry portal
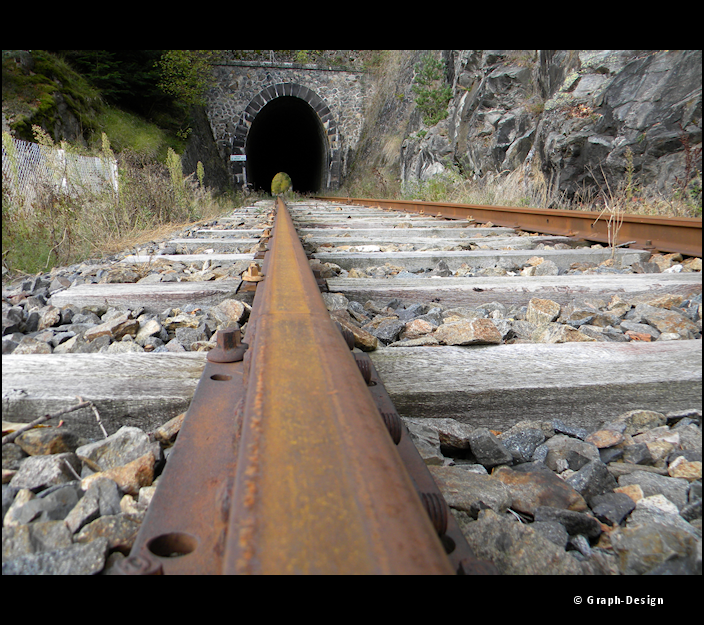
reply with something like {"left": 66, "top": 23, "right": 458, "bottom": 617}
{"left": 236, "top": 84, "right": 333, "bottom": 193}
{"left": 206, "top": 60, "right": 367, "bottom": 193}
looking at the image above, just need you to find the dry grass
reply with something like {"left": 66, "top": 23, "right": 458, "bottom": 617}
{"left": 395, "top": 158, "right": 702, "bottom": 219}
{"left": 2, "top": 142, "right": 248, "bottom": 276}
{"left": 90, "top": 217, "right": 217, "bottom": 257}
{"left": 337, "top": 133, "right": 701, "bottom": 220}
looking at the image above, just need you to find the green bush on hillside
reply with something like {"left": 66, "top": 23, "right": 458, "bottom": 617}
{"left": 412, "top": 53, "right": 453, "bottom": 126}
{"left": 94, "top": 107, "right": 184, "bottom": 161}
{"left": 271, "top": 172, "right": 292, "bottom": 195}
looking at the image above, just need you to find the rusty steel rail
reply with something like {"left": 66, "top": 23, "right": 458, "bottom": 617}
{"left": 121, "top": 198, "right": 488, "bottom": 574}
{"left": 315, "top": 196, "right": 702, "bottom": 258}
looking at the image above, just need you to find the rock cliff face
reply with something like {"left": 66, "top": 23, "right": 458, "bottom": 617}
{"left": 181, "top": 105, "right": 232, "bottom": 195}
{"left": 384, "top": 50, "right": 702, "bottom": 204}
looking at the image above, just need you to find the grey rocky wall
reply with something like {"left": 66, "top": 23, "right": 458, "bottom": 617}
{"left": 398, "top": 50, "right": 702, "bottom": 203}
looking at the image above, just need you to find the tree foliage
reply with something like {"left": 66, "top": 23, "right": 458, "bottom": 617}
{"left": 157, "top": 50, "right": 222, "bottom": 107}
{"left": 49, "top": 50, "right": 166, "bottom": 116}
{"left": 412, "top": 53, "right": 453, "bottom": 126}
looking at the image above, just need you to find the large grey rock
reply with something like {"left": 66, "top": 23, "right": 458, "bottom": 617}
{"left": 15, "top": 428, "right": 82, "bottom": 456}
{"left": 533, "top": 505, "right": 602, "bottom": 538}
{"left": 363, "top": 317, "right": 406, "bottom": 344}
{"left": 499, "top": 426, "right": 545, "bottom": 463}
{"left": 3, "top": 482, "right": 82, "bottom": 526}
{"left": 467, "top": 427, "right": 513, "bottom": 468}
{"left": 403, "top": 417, "right": 474, "bottom": 452}
{"left": 9, "top": 453, "right": 82, "bottom": 493}
{"left": 401, "top": 50, "right": 702, "bottom": 204}
{"left": 429, "top": 466, "right": 512, "bottom": 518}
{"left": 493, "top": 463, "right": 588, "bottom": 515}
{"left": 2, "top": 537, "right": 109, "bottom": 575}
{"left": 617, "top": 470, "right": 690, "bottom": 511}
{"left": 636, "top": 304, "right": 700, "bottom": 339}
{"left": 434, "top": 318, "right": 502, "bottom": 346}
{"left": 459, "top": 508, "right": 586, "bottom": 574}
{"left": 590, "top": 492, "right": 636, "bottom": 526}
{"left": 565, "top": 460, "right": 618, "bottom": 503}
{"left": 75, "top": 426, "right": 152, "bottom": 472}
{"left": 534, "top": 434, "right": 601, "bottom": 472}
{"left": 1, "top": 520, "right": 72, "bottom": 560}
{"left": 532, "top": 520, "right": 569, "bottom": 549}
{"left": 74, "top": 513, "right": 142, "bottom": 553}
{"left": 64, "top": 477, "right": 123, "bottom": 534}
{"left": 402, "top": 420, "right": 444, "bottom": 465}
{"left": 610, "top": 520, "right": 700, "bottom": 575}
{"left": 627, "top": 494, "right": 700, "bottom": 537}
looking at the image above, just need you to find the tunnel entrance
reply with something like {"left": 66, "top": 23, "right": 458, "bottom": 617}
{"left": 245, "top": 96, "right": 328, "bottom": 194}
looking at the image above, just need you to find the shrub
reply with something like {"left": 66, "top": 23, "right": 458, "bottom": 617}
{"left": 271, "top": 172, "right": 292, "bottom": 195}
{"left": 412, "top": 54, "right": 453, "bottom": 126}
{"left": 94, "top": 107, "right": 182, "bottom": 160}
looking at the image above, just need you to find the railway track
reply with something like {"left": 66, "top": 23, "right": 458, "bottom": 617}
{"left": 2, "top": 197, "right": 701, "bottom": 575}
{"left": 315, "top": 196, "right": 703, "bottom": 258}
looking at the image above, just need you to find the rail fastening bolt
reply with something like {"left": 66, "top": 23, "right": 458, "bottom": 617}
{"left": 207, "top": 326, "right": 248, "bottom": 363}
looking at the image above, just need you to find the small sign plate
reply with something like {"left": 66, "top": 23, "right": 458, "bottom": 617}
{"left": 230, "top": 154, "right": 247, "bottom": 162}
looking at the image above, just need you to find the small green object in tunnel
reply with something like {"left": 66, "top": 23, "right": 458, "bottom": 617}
{"left": 271, "top": 172, "right": 292, "bottom": 195}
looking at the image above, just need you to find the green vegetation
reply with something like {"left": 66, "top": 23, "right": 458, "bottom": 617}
{"left": 230, "top": 50, "right": 361, "bottom": 69}
{"left": 94, "top": 106, "right": 184, "bottom": 160}
{"left": 271, "top": 172, "right": 292, "bottom": 195}
{"left": 337, "top": 149, "right": 701, "bottom": 220}
{"left": 2, "top": 127, "right": 247, "bottom": 274}
{"left": 673, "top": 123, "right": 703, "bottom": 216}
{"left": 157, "top": 50, "right": 222, "bottom": 107}
{"left": 412, "top": 53, "right": 453, "bottom": 126}
{"left": 2, "top": 50, "right": 207, "bottom": 153}
{"left": 399, "top": 156, "right": 701, "bottom": 218}
{"left": 2, "top": 50, "right": 103, "bottom": 143}
{"left": 2, "top": 50, "right": 254, "bottom": 276}
{"left": 51, "top": 50, "right": 165, "bottom": 114}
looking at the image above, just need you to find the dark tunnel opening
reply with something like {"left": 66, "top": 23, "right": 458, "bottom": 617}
{"left": 246, "top": 97, "right": 328, "bottom": 194}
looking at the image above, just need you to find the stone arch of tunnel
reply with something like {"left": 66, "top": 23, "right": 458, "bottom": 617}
{"left": 231, "top": 83, "right": 341, "bottom": 193}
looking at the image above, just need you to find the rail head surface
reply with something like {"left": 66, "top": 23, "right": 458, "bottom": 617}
{"left": 226, "top": 198, "right": 453, "bottom": 574}
{"left": 315, "top": 196, "right": 702, "bottom": 257}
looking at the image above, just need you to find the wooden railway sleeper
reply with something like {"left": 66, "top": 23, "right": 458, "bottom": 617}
{"left": 315, "top": 195, "right": 703, "bottom": 257}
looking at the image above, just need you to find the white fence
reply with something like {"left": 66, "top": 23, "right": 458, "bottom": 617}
{"left": 2, "top": 135, "right": 118, "bottom": 204}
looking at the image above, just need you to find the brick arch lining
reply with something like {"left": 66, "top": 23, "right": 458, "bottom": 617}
{"left": 231, "top": 83, "right": 341, "bottom": 190}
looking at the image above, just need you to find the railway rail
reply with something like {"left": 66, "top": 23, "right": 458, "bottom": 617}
{"left": 122, "top": 198, "right": 481, "bottom": 574}
{"left": 2, "top": 195, "right": 701, "bottom": 575}
{"left": 315, "top": 196, "right": 703, "bottom": 258}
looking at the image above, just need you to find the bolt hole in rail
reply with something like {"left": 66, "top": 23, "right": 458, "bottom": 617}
{"left": 121, "top": 197, "right": 494, "bottom": 575}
